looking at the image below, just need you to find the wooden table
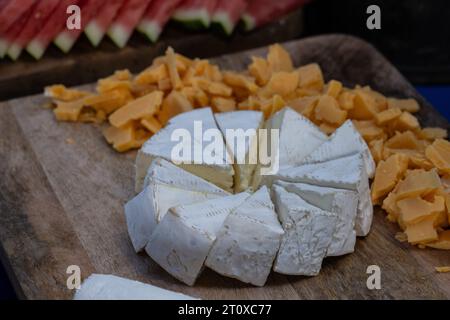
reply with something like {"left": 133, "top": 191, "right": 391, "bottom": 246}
{"left": 0, "top": 35, "right": 449, "bottom": 300}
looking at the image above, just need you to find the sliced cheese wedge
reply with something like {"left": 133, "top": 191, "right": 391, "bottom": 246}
{"left": 274, "top": 181, "right": 358, "bottom": 256}
{"left": 125, "top": 158, "right": 229, "bottom": 252}
{"left": 272, "top": 185, "right": 337, "bottom": 276}
{"left": 205, "top": 186, "right": 284, "bottom": 286}
{"left": 135, "top": 107, "right": 234, "bottom": 193}
{"left": 253, "top": 107, "right": 327, "bottom": 188}
{"left": 269, "top": 154, "right": 373, "bottom": 236}
{"left": 145, "top": 192, "right": 251, "bottom": 285}
{"left": 74, "top": 274, "right": 196, "bottom": 300}
{"left": 301, "top": 120, "right": 376, "bottom": 178}
{"left": 215, "top": 110, "right": 264, "bottom": 192}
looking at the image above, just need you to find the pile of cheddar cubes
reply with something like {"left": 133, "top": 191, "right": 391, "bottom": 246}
{"left": 45, "top": 44, "right": 449, "bottom": 249}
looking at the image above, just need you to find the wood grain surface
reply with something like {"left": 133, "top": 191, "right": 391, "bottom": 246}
{"left": 0, "top": 35, "right": 449, "bottom": 300}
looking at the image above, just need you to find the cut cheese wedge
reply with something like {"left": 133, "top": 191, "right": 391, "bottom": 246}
{"left": 272, "top": 185, "right": 337, "bottom": 276}
{"left": 253, "top": 107, "right": 327, "bottom": 188}
{"left": 205, "top": 186, "right": 284, "bottom": 286}
{"left": 74, "top": 274, "right": 196, "bottom": 300}
{"left": 135, "top": 107, "right": 234, "bottom": 193}
{"left": 146, "top": 192, "right": 250, "bottom": 285}
{"left": 274, "top": 181, "right": 358, "bottom": 256}
{"left": 215, "top": 110, "right": 264, "bottom": 192}
{"left": 268, "top": 153, "right": 373, "bottom": 237}
{"left": 125, "top": 158, "right": 229, "bottom": 252}
{"left": 301, "top": 120, "right": 376, "bottom": 178}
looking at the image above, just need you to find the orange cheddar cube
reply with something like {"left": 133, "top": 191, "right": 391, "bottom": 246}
{"left": 405, "top": 215, "right": 439, "bottom": 244}
{"left": 248, "top": 56, "right": 271, "bottom": 86}
{"left": 387, "top": 98, "right": 420, "bottom": 113}
{"left": 158, "top": 90, "right": 194, "bottom": 125}
{"left": 297, "top": 63, "right": 324, "bottom": 91}
{"left": 324, "top": 80, "right": 343, "bottom": 98}
{"left": 397, "top": 196, "right": 445, "bottom": 226}
{"left": 352, "top": 120, "right": 385, "bottom": 142}
{"left": 134, "top": 64, "right": 168, "bottom": 85}
{"left": 211, "top": 97, "right": 236, "bottom": 113}
{"left": 371, "top": 154, "right": 409, "bottom": 204}
{"left": 289, "top": 96, "right": 318, "bottom": 118}
{"left": 315, "top": 95, "right": 347, "bottom": 125}
{"left": 223, "top": 71, "right": 258, "bottom": 93}
{"left": 348, "top": 90, "right": 378, "bottom": 120}
{"left": 425, "top": 139, "right": 450, "bottom": 174}
{"left": 419, "top": 127, "right": 448, "bottom": 140}
{"left": 140, "top": 116, "right": 162, "bottom": 134}
{"left": 395, "top": 169, "right": 442, "bottom": 200}
{"left": 103, "top": 124, "right": 136, "bottom": 152}
{"left": 45, "top": 84, "right": 90, "bottom": 102}
{"left": 425, "top": 230, "right": 450, "bottom": 250}
{"left": 109, "top": 91, "right": 163, "bottom": 128}
{"left": 264, "top": 71, "right": 299, "bottom": 97}
{"left": 266, "top": 43, "right": 293, "bottom": 72}
{"left": 375, "top": 108, "right": 402, "bottom": 125}
{"left": 53, "top": 99, "right": 86, "bottom": 122}
{"left": 369, "top": 139, "right": 384, "bottom": 164}
{"left": 165, "top": 47, "right": 182, "bottom": 90}
{"left": 338, "top": 90, "right": 355, "bottom": 110}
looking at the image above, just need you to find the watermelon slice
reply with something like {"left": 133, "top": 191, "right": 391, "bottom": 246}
{"left": 107, "top": 0, "right": 152, "bottom": 48}
{"left": 241, "top": 0, "right": 307, "bottom": 31}
{"left": 26, "top": 0, "right": 81, "bottom": 60}
{"left": 84, "top": 0, "right": 125, "bottom": 47}
{"left": 6, "top": 0, "right": 60, "bottom": 60}
{"left": 0, "top": 3, "right": 35, "bottom": 58}
{"left": 137, "top": 0, "right": 183, "bottom": 42}
{"left": 172, "top": 0, "right": 218, "bottom": 29}
{"left": 211, "top": 0, "right": 247, "bottom": 36}
{"left": 54, "top": 0, "right": 106, "bottom": 53}
{"left": 0, "top": 0, "right": 35, "bottom": 34}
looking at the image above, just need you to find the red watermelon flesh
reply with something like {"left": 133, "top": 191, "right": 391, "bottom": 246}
{"left": 212, "top": 0, "right": 247, "bottom": 35}
{"left": 54, "top": 0, "right": 106, "bottom": 53}
{"left": 137, "top": 0, "right": 183, "bottom": 42}
{"left": 0, "top": 0, "right": 11, "bottom": 12}
{"left": 85, "top": 0, "right": 125, "bottom": 47}
{"left": 0, "top": 3, "right": 35, "bottom": 58}
{"left": 7, "top": 0, "right": 60, "bottom": 60}
{"left": 242, "top": 0, "right": 307, "bottom": 31}
{"left": 107, "top": 0, "right": 152, "bottom": 48}
{"left": 26, "top": 0, "right": 81, "bottom": 60}
{"left": 172, "top": 0, "right": 218, "bottom": 29}
{"left": 0, "top": 0, "right": 35, "bottom": 34}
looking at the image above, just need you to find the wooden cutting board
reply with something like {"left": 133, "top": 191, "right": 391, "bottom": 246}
{"left": 0, "top": 35, "right": 449, "bottom": 300}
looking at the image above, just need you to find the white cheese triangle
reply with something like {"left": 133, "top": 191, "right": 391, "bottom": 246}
{"left": 274, "top": 181, "right": 358, "bottom": 256}
{"left": 74, "top": 274, "right": 197, "bottom": 300}
{"left": 215, "top": 110, "right": 264, "bottom": 192}
{"left": 253, "top": 107, "right": 327, "bottom": 189}
{"left": 205, "top": 186, "right": 284, "bottom": 286}
{"left": 135, "top": 107, "right": 234, "bottom": 193}
{"left": 125, "top": 158, "right": 229, "bottom": 252}
{"left": 270, "top": 154, "right": 373, "bottom": 237}
{"left": 145, "top": 192, "right": 251, "bottom": 285}
{"left": 272, "top": 185, "right": 338, "bottom": 276}
{"left": 301, "top": 120, "right": 376, "bottom": 178}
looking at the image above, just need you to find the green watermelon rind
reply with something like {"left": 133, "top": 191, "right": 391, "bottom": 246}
{"left": 241, "top": 13, "right": 256, "bottom": 31}
{"left": 172, "top": 8, "right": 210, "bottom": 30}
{"left": 137, "top": 20, "right": 162, "bottom": 43}
{"left": 85, "top": 21, "right": 105, "bottom": 47}
{"left": 26, "top": 39, "right": 46, "bottom": 60}
{"left": 211, "top": 11, "right": 235, "bottom": 36}
{"left": 0, "top": 39, "right": 9, "bottom": 58}
{"left": 6, "top": 42, "right": 22, "bottom": 61}
{"left": 54, "top": 31, "right": 76, "bottom": 53}
{"left": 107, "top": 23, "right": 131, "bottom": 48}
